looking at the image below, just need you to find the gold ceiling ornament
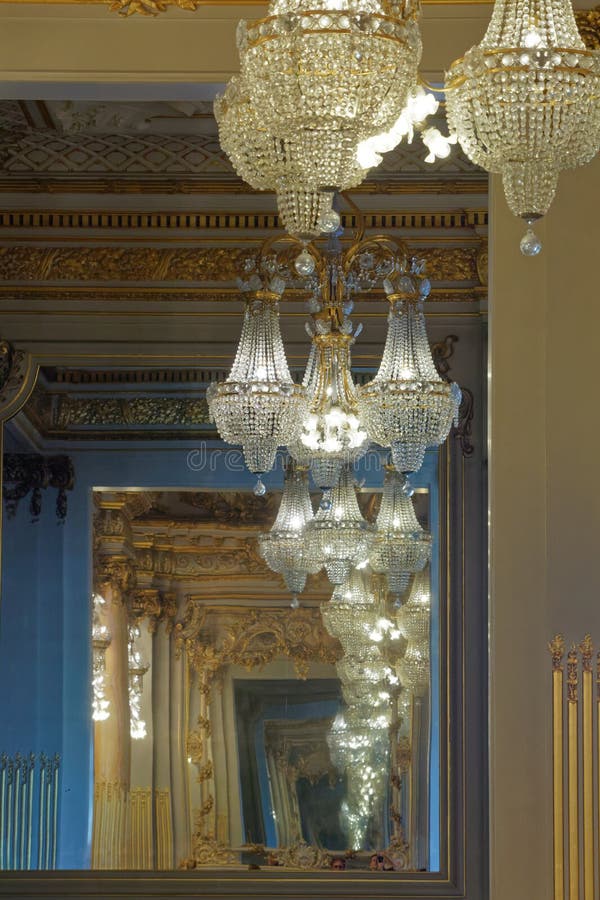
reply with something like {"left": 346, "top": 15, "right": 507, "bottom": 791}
{"left": 575, "top": 6, "right": 600, "bottom": 50}
{"left": 446, "top": 0, "right": 600, "bottom": 254}
{"left": 109, "top": 0, "right": 201, "bottom": 15}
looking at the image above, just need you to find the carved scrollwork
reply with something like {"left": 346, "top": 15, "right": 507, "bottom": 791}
{"left": 3, "top": 453, "right": 74, "bottom": 522}
{"left": 431, "top": 334, "right": 475, "bottom": 458}
{"left": 0, "top": 343, "right": 36, "bottom": 421}
{"left": 431, "top": 335, "right": 458, "bottom": 380}
{"left": 94, "top": 556, "right": 137, "bottom": 597}
{"left": 129, "top": 588, "right": 178, "bottom": 634}
{"left": 271, "top": 840, "right": 330, "bottom": 870}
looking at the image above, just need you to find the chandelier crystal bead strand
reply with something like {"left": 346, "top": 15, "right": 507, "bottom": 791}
{"left": 445, "top": 0, "right": 600, "bottom": 254}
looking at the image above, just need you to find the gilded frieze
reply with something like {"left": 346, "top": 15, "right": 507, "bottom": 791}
{"left": 54, "top": 396, "right": 210, "bottom": 429}
{"left": 0, "top": 244, "right": 484, "bottom": 285}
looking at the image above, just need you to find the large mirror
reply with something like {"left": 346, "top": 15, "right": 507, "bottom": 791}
{"left": 0, "top": 367, "right": 446, "bottom": 874}
{"left": 0, "top": 92, "right": 486, "bottom": 894}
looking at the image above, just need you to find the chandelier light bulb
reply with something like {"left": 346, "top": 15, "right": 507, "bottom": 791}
{"left": 445, "top": 0, "right": 600, "bottom": 251}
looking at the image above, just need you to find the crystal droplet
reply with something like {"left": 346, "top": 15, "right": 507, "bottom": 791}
{"left": 294, "top": 249, "right": 316, "bottom": 276}
{"left": 253, "top": 476, "right": 267, "bottom": 496}
{"left": 520, "top": 228, "right": 542, "bottom": 257}
{"left": 319, "top": 208, "right": 341, "bottom": 234}
{"left": 290, "top": 594, "right": 300, "bottom": 609}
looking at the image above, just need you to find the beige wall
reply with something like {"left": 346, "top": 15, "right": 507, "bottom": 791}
{"left": 489, "top": 155, "right": 600, "bottom": 900}
{"left": 0, "top": 2, "right": 492, "bottom": 86}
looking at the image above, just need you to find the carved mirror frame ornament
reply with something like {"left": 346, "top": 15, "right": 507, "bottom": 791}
{"left": 0, "top": 343, "right": 483, "bottom": 900}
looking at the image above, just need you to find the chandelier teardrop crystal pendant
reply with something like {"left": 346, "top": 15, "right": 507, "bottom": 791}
{"left": 370, "top": 465, "right": 432, "bottom": 603}
{"left": 258, "top": 463, "right": 319, "bottom": 606}
{"left": 445, "top": 0, "right": 600, "bottom": 255}
{"left": 207, "top": 280, "right": 307, "bottom": 494}
{"left": 304, "top": 465, "right": 375, "bottom": 584}
{"left": 357, "top": 263, "right": 461, "bottom": 475}
{"left": 216, "top": 0, "right": 423, "bottom": 238}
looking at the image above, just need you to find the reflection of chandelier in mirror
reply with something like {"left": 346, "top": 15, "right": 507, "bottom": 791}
{"left": 370, "top": 466, "right": 432, "bottom": 603}
{"left": 446, "top": 0, "right": 600, "bottom": 254}
{"left": 304, "top": 466, "right": 375, "bottom": 585}
{"left": 397, "top": 569, "right": 431, "bottom": 697}
{"left": 258, "top": 463, "right": 319, "bottom": 606}
{"left": 128, "top": 626, "right": 149, "bottom": 741}
{"left": 92, "top": 593, "right": 111, "bottom": 723}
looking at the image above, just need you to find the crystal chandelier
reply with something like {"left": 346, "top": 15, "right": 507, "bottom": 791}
{"left": 357, "top": 262, "right": 461, "bottom": 475}
{"left": 207, "top": 275, "right": 307, "bottom": 494}
{"left": 216, "top": 0, "right": 423, "bottom": 238}
{"left": 258, "top": 462, "right": 319, "bottom": 606}
{"left": 304, "top": 465, "right": 374, "bottom": 584}
{"left": 396, "top": 568, "right": 431, "bottom": 696}
{"left": 128, "top": 625, "right": 149, "bottom": 741}
{"left": 370, "top": 465, "right": 432, "bottom": 603}
{"left": 92, "top": 593, "right": 111, "bottom": 723}
{"left": 445, "top": 0, "right": 600, "bottom": 254}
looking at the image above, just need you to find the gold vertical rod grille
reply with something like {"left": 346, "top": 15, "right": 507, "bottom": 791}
{"left": 549, "top": 635, "right": 566, "bottom": 900}
{"left": 579, "top": 637, "right": 594, "bottom": 900}
{"left": 567, "top": 645, "right": 580, "bottom": 900}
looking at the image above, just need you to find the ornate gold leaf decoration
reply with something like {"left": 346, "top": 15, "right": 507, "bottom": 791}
{"left": 576, "top": 6, "right": 600, "bottom": 49}
{"left": 110, "top": 0, "right": 201, "bottom": 16}
{"left": 183, "top": 833, "right": 235, "bottom": 868}
{"left": 548, "top": 634, "right": 566, "bottom": 671}
{"left": 54, "top": 396, "right": 210, "bottom": 429}
{"left": 579, "top": 634, "right": 593, "bottom": 672}
{"left": 0, "top": 245, "right": 484, "bottom": 285}
{"left": 187, "top": 607, "right": 342, "bottom": 684}
{"left": 271, "top": 840, "right": 330, "bottom": 870}
{"left": 386, "top": 828, "right": 411, "bottom": 871}
{"left": 129, "top": 588, "right": 178, "bottom": 634}
{"left": 567, "top": 644, "right": 579, "bottom": 703}
{"left": 94, "top": 557, "right": 137, "bottom": 596}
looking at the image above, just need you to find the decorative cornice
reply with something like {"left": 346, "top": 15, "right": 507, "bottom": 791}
{"left": 576, "top": 6, "right": 600, "bottom": 49}
{"left": 0, "top": 208, "right": 488, "bottom": 233}
{"left": 3, "top": 453, "right": 74, "bottom": 522}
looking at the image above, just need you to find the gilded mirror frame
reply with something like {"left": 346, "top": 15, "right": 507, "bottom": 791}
{"left": 0, "top": 341, "right": 485, "bottom": 900}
